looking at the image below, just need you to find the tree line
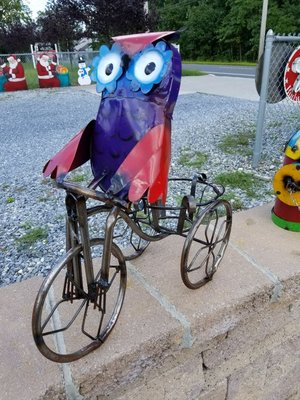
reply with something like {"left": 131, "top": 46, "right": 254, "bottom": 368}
{"left": 0, "top": 0, "right": 299, "bottom": 61}
{"left": 154, "top": 0, "right": 300, "bottom": 61}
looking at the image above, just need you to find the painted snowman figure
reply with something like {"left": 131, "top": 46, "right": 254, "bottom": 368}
{"left": 77, "top": 56, "right": 91, "bottom": 86}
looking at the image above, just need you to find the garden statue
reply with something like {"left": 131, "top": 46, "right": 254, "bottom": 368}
{"left": 44, "top": 31, "right": 182, "bottom": 204}
{"left": 77, "top": 56, "right": 91, "bottom": 85}
{"left": 36, "top": 53, "right": 60, "bottom": 88}
{"left": 33, "top": 31, "right": 232, "bottom": 363}
{"left": 0, "top": 55, "right": 28, "bottom": 91}
{"left": 272, "top": 129, "right": 300, "bottom": 231}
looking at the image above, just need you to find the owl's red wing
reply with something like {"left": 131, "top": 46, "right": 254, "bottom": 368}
{"left": 43, "top": 120, "right": 95, "bottom": 179}
{"left": 109, "top": 121, "right": 171, "bottom": 204}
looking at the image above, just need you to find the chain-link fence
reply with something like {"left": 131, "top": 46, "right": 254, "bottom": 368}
{"left": 0, "top": 51, "right": 99, "bottom": 89}
{"left": 253, "top": 30, "right": 300, "bottom": 167}
{"left": 2, "top": 40, "right": 300, "bottom": 167}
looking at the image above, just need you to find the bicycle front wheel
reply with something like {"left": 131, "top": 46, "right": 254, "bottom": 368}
{"left": 181, "top": 200, "right": 232, "bottom": 289}
{"left": 32, "top": 238, "right": 126, "bottom": 363}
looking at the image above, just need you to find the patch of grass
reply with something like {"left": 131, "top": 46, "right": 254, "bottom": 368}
{"left": 267, "top": 190, "right": 276, "bottom": 197}
{"left": 23, "top": 63, "right": 39, "bottom": 89}
{"left": 183, "top": 60, "right": 256, "bottom": 67}
{"left": 16, "top": 227, "right": 48, "bottom": 246}
{"left": 221, "top": 193, "right": 244, "bottom": 210}
{"left": 173, "top": 194, "right": 184, "bottom": 206}
{"left": 136, "top": 210, "right": 148, "bottom": 219}
{"left": 23, "top": 62, "right": 83, "bottom": 89}
{"left": 182, "top": 69, "right": 206, "bottom": 76}
{"left": 215, "top": 171, "right": 264, "bottom": 198}
{"left": 6, "top": 197, "right": 15, "bottom": 204}
{"left": 179, "top": 148, "right": 208, "bottom": 169}
{"left": 219, "top": 130, "right": 255, "bottom": 156}
{"left": 69, "top": 171, "right": 88, "bottom": 182}
{"left": 14, "top": 63, "right": 207, "bottom": 90}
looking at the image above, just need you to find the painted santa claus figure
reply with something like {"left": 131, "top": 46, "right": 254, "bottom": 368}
{"left": 1, "top": 55, "right": 28, "bottom": 91}
{"left": 36, "top": 54, "right": 60, "bottom": 88}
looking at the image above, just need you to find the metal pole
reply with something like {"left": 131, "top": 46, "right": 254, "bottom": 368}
{"left": 30, "top": 44, "right": 36, "bottom": 68}
{"left": 252, "top": 29, "right": 274, "bottom": 168}
{"left": 258, "top": 0, "right": 269, "bottom": 60}
{"left": 144, "top": 1, "right": 149, "bottom": 14}
{"left": 54, "top": 43, "right": 59, "bottom": 65}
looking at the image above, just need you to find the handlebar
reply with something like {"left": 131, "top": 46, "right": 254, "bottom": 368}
{"left": 56, "top": 179, "right": 130, "bottom": 209}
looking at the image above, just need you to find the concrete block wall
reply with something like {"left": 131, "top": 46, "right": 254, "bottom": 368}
{"left": 80, "top": 286, "right": 300, "bottom": 400}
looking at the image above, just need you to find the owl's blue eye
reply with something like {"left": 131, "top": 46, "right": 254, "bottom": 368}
{"left": 91, "top": 43, "right": 123, "bottom": 93}
{"left": 126, "top": 41, "right": 173, "bottom": 94}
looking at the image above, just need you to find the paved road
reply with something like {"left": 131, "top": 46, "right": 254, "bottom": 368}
{"left": 183, "top": 63, "right": 256, "bottom": 79}
{"left": 179, "top": 75, "right": 259, "bottom": 101}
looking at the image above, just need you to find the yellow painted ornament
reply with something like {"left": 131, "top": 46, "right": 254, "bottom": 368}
{"left": 273, "top": 162, "right": 300, "bottom": 206}
{"left": 284, "top": 130, "right": 300, "bottom": 160}
{"left": 56, "top": 65, "right": 69, "bottom": 74}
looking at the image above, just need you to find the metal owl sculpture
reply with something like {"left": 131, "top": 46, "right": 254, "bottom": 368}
{"left": 43, "top": 31, "right": 182, "bottom": 204}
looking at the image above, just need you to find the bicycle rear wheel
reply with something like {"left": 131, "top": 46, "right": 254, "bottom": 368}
{"left": 32, "top": 238, "right": 126, "bottom": 363}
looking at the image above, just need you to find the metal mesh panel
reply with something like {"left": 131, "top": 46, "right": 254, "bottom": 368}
{"left": 0, "top": 51, "right": 99, "bottom": 86}
{"left": 254, "top": 33, "right": 300, "bottom": 167}
{"left": 265, "top": 40, "right": 300, "bottom": 141}
{"left": 0, "top": 51, "right": 99, "bottom": 67}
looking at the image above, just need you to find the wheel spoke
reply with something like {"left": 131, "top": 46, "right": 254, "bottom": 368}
{"left": 187, "top": 243, "right": 211, "bottom": 272}
{"left": 205, "top": 249, "right": 216, "bottom": 276}
{"left": 42, "top": 296, "right": 87, "bottom": 336}
{"left": 204, "top": 209, "right": 218, "bottom": 244}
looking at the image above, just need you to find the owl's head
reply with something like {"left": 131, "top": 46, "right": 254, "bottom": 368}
{"left": 91, "top": 31, "right": 182, "bottom": 114}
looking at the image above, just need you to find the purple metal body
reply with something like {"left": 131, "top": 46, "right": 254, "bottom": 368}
{"left": 91, "top": 41, "right": 181, "bottom": 199}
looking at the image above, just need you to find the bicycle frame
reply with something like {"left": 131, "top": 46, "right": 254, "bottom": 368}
{"left": 32, "top": 175, "right": 232, "bottom": 362}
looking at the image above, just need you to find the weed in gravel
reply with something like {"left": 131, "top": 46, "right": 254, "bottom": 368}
{"left": 219, "top": 130, "right": 255, "bottom": 156}
{"left": 16, "top": 227, "right": 48, "bottom": 247}
{"left": 69, "top": 170, "right": 89, "bottom": 183}
{"left": 179, "top": 148, "right": 208, "bottom": 169}
{"left": 221, "top": 192, "right": 244, "bottom": 210}
{"left": 6, "top": 197, "right": 15, "bottom": 204}
{"left": 215, "top": 171, "right": 264, "bottom": 199}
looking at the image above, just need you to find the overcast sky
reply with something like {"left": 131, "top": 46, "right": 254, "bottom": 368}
{"left": 25, "top": 0, "right": 47, "bottom": 19}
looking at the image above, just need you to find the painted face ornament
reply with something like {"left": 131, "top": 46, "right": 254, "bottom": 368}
{"left": 43, "top": 31, "right": 182, "bottom": 204}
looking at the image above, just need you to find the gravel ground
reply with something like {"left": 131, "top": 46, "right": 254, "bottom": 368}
{"left": 0, "top": 86, "right": 290, "bottom": 287}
